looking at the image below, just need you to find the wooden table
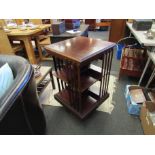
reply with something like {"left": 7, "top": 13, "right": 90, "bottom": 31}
{"left": 49, "top": 24, "right": 89, "bottom": 43}
{"left": 126, "top": 22, "right": 155, "bottom": 46}
{"left": 7, "top": 24, "right": 51, "bottom": 64}
{"left": 45, "top": 36, "right": 115, "bottom": 119}
{"left": 126, "top": 22, "right": 155, "bottom": 86}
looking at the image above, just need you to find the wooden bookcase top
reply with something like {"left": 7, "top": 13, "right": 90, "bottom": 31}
{"left": 45, "top": 36, "right": 115, "bottom": 64}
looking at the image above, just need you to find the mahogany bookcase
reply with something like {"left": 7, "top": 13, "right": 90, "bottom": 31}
{"left": 45, "top": 36, "right": 115, "bottom": 119}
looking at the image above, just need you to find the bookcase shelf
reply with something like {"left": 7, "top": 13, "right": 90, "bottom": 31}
{"left": 54, "top": 89, "right": 109, "bottom": 119}
{"left": 53, "top": 67, "right": 102, "bottom": 92}
{"left": 45, "top": 36, "right": 115, "bottom": 119}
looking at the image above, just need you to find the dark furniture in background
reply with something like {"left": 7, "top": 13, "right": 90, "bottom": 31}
{"left": 85, "top": 19, "right": 111, "bottom": 31}
{"left": 45, "top": 36, "right": 115, "bottom": 119}
{"left": 50, "top": 24, "right": 89, "bottom": 43}
{"left": 85, "top": 19, "right": 96, "bottom": 30}
{"left": 109, "top": 19, "right": 126, "bottom": 42}
{"left": 0, "top": 55, "right": 46, "bottom": 134}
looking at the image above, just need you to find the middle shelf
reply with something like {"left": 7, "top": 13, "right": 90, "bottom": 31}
{"left": 53, "top": 64, "right": 103, "bottom": 92}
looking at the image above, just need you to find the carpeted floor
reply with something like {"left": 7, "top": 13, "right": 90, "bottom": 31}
{"left": 41, "top": 30, "right": 144, "bottom": 135}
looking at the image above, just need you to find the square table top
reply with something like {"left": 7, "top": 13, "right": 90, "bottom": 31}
{"left": 6, "top": 24, "right": 51, "bottom": 36}
{"left": 45, "top": 36, "right": 115, "bottom": 64}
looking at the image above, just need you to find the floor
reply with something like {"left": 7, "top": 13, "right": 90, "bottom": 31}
{"left": 41, "top": 30, "right": 144, "bottom": 135}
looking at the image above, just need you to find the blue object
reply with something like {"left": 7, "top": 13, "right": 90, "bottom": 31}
{"left": 0, "top": 63, "right": 14, "bottom": 98}
{"left": 116, "top": 44, "right": 124, "bottom": 60}
{"left": 125, "top": 85, "right": 141, "bottom": 116}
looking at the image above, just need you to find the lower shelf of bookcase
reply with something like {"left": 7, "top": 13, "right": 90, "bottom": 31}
{"left": 54, "top": 89, "right": 109, "bottom": 119}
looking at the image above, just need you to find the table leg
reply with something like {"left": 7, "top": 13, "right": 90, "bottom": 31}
{"left": 146, "top": 68, "right": 155, "bottom": 88}
{"left": 138, "top": 57, "right": 151, "bottom": 86}
{"left": 35, "top": 37, "right": 43, "bottom": 60}
{"left": 23, "top": 37, "right": 37, "bottom": 64}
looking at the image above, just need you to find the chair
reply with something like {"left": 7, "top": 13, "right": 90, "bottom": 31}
{"left": 0, "top": 26, "right": 24, "bottom": 55}
{"left": 15, "top": 19, "right": 24, "bottom": 25}
{"left": 0, "top": 19, "right": 6, "bottom": 27}
{"left": 0, "top": 55, "right": 46, "bottom": 134}
{"left": 29, "top": 19, "right": 52, "bottom": 60}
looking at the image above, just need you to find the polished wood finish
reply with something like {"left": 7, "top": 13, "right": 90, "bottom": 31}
{"left": 45, "top": 36, "right": 115, "bottom": 64}
{"left": 53, "top": 67, "right": 101, "bottom": 92}
{"left": 109, "top": 19, "right": 126, "bottom": 42}
{"left": 45, "top": 36, "right": 115, "bottom": 119}
{"left": 6, "top": 24, "right": 51, "bottom": 64}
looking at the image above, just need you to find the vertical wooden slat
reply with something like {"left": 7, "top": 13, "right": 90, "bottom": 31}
{"left": 99, "top": 55, "right": 105, "bottom": 97}
{"left": 66, "top": 60, "right": 74, "bottom": 107}
{"left": 104, "top": 50, "right": 111, "bottom": 95}
{"left": 57, "top": 58, "right": 64, "bottom": 89}
{"left": 105, "top": 49, "right": 114, "bottom": 91}
{"left": 77, "top": 65, "right": 81, "bottom": 112}
{"left": 101, "top": 50, "right": 108, "bottom": 96}
{"left": 53, "top": 56, "right": 61, "bottom": 92}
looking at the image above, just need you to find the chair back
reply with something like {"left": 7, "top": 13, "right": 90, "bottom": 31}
{"left": 15, "top": 19, "right": 24, "bottom": 25}
{"left": 0, "top": 19, "right": 6, "bottom": 27}
{"left": 0, "top": 27, "right": 14, "bottom": 54}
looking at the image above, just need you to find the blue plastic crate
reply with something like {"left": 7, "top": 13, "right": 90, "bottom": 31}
{"left": 125, "top": 85, "right": 142, "bottom": 116}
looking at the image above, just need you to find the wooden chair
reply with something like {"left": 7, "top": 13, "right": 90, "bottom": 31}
{"left": 0, "top": 26, "right": 24, "bottom": 55}
{"left": 15, "top": 19, "right": 24, "bottom": 25}
{"left": 29, "top": 19, "right": 43, "bottom": 25}
{"left": 35, "top": 35, "right": 52, "bottom": 61}
{"left": 29, "top": 19, "right": 52, "bottom": 60}
{"left": 0, "top": 19, "right": 6, "bottom": 27}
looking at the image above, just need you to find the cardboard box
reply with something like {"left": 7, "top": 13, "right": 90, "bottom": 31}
{"left": 125, "top": 85, "right": 146, "bottom": 115}
{"left": 140, "top": 101, "right": 155, "bottom": 135}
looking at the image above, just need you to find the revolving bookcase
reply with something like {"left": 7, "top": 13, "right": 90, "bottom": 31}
{"left": 45, "top": 36, "right": 115, "bottom": 119}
